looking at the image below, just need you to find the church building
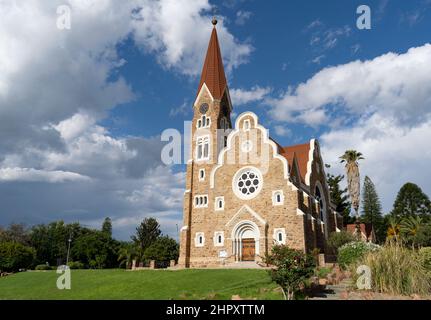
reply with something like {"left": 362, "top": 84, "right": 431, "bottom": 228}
{"left": 178, "top": 19, "right": 343, "bottom": 268}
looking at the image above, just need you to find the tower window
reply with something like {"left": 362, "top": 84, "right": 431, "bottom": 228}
{"left": 195, "top": 232, "right": 205, "bottom": 247}
{"left": 224, "top": 136, "right": 227, "bottom": 147}
{"left": 199, "top": 169, "right": 205, "bottom": 181}
{"left": 194, "top": 195, "right": 208, "bottom": 208}
{"left": 315, "top": 186, "right": 325, "bottom": 222}
{"left": 196, "top": 135, "right": 210, "bottom": 160}
{"left": 197, "top": 115, "right": 211, "bottom": 129}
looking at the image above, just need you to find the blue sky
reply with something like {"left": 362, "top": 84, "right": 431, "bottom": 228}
{"left": 1, "top": 0, "right": 431, "bottom": 240}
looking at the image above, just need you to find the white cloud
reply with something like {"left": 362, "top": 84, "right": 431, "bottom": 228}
{"left": 132, "top": 0, "right": 253, "bottom": 76}
{"left": 0, "top": 168, "right": 90, "bottom": 183}
{"left": 273, "top": 126, "right": 291, "bottom": 137}
{"left": 235, "top": 10, "right": 253, "bottom": 26}
{"left": 268, "top": 43, "right": 431, "bottom": 127}
{"left": 230, "top": 86, "right": 271, "bottom": 106}
{"left": 321, "top": 114, "right": 431, "bottom": 213}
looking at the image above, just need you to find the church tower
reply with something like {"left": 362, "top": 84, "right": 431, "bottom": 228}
{"left": 179, "top": 18, "right": 232, "bottom": 267}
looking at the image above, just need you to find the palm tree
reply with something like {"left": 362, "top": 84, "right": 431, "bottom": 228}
{"left": 387, "top": 215, "right": 400, "bottom": 242}
{"left": 118, "top": 244, "right": 137, "bottom": 269}
{"left": 340, "top": 150, "right": 364, "bottom": 239}
{"left": 400, "top": 215, "right": 423, "bottom": 248}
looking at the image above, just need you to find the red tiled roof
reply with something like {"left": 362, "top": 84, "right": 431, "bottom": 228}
{"left": 346, "top": 223, "right": 374, "bottom": 239}
{"left": 197, "top": 26, "right": 227, "bottom": 100}
{"left": 281, "top": 143, "right": 310, "bottom": 183}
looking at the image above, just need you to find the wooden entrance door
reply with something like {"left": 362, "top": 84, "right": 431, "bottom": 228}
{"left": 241, "top": 238, "right": 255, "bottom": 261}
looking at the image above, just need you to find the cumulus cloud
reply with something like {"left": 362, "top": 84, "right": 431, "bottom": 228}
{"left": 235, "top": 10, "right": 253, "bottom": 26}
{"left": 230, "top": 86, "right": 271, "bottom": 106}
{"left": 267, "top": 43, "right": 431, "bottom": 127}
{"left": 0, "top": 0, "right": 251, "bottom": 239}
{"left": 320, "top": 114, "right": 431, "bottom": 213}
{"left": 132, "top": 0, "right": 253, "bottom": 76}
{"left": 0, "top": 168, "right": 90, "bottom": 183}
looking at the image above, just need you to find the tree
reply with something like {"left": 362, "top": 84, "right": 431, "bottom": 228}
{"left": 118, "top": 242, "right": 137, "bottom": 269}
{"left": 391, "top": 183, "right": 431, "bottom": 219}
{"left": 0, "top": 241, "right": 36, "bottom": 272}
{"left": 71, "top": 230, "right": 119, "bottom": 269}
{"left": 265, "top": 245, "right": 315, "bottom": 300}
{"left": 0, "top": 223, "right": 30, "bottom": 245}
{"left": 131, "top": 217, "right": 161, "bottom": 259}
{"left": 361, "top": 176, "right": 385, "bottom": 243}
{"left": 326, "top": 171, "right": 353, "bottom": 225}
{"left": 102, "top": 217, "right": 112, "bottom": 237}
{"left": 340, "top": 150, "right": 364, "bottom": 238}
{"left": 144, "top": 236, "right": 179, "bottom": 262}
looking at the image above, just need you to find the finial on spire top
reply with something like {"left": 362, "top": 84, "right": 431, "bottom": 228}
{"left": 212, "top": 16, "right": 217, "bottom": 26}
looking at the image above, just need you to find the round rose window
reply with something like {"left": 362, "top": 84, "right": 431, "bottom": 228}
{"left": 233, "top": 167, "right": 262, "bottom": 199}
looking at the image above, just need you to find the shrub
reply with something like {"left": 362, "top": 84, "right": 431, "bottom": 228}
{"left": 266, "top": 245, "right": 315, "bottom": 300}
{"left": 419, "top": 247, "right": 431, "bottom": 273}
{"left": 0, "top": 241, "right": 35, "bottom": 272}
{"left": 354, "top": 243, "right": 431, "bottom": 296}
{"left": 143, "top": 236, "right": 179, "bottom": 262}
{"left": 338, "top": 241, "right": 380, "bottom": 269}
{"left": 327, "top": 231, "right": 355, "bottom": 253}
{"left": 316, "top": 267, "right": 332, "bottom": 279}
{"left": 35, "top": 264, "right": 52, "bottom": 270}
{"left": 67, "top": 261, "right": 84, "bottom": 269}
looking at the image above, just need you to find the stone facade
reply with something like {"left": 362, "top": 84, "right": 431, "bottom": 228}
{"left": 178, "top": 24, "right": 342, "bottom": 268}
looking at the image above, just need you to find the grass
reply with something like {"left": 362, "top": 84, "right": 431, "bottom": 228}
{"left": 0, "top": 269, "right": 283, "bottom": 300}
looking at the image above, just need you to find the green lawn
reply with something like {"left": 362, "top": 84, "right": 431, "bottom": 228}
{"left": 0, "top": 269, "right": 283, "bottom": 300}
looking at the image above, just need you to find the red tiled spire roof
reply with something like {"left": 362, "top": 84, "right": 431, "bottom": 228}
{"left": 197, "top": 23, "right": 227, "bottom": 100}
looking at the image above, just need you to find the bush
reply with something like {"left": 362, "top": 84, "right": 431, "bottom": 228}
{"left": 338, "top": 241, "right": 380, "bottom": 269}
{"left": 327, "top": 231, "right": 355, "bottom": 252}
{"left": 354, "top": 243, "right": 431, "bottom": 296}
{"left": 419, "top": 247, "right": 431, "bottom": 273}
{"left": 67, "top": 261, "right": 84, "bottom": 269}
{"left": 0, "top": 241, "right": 35, "bottom": 272}
{"left": 35, "top": 264, "right": 52, "bottom": 270}
{"left": 266, "top": 245, "right": 315, "bottom": 300}
{"left": 143, "top": 236, "right": 179, "bottom": 262}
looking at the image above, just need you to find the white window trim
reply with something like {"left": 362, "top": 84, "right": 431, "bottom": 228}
{"left": 199, "top": 169, "right": 205, "bottom": 181}
{"left": 195, "top": 135, "right": 210, "bottom": 161}
{"left": 272, "top": 190, "right": 284, "bottom": 206}
{"left": 195, "top": 232, "right": 205, "bottom": 247}
{"left": 196, "top": 115, "right": 211, "bottom": 129}
{"left": 243, "top": 119, "right": 251, "bottom": 131}
{"left": 213, "top": 231, "right": 224, "bottom": 247}
{"left": 232, "top": 166, "right": 263, "bottom": 200}
{"left": 194, "top": 195, "right": 208, "bottom": 208}
{"left": 215, "top": 196, "right": 225, "bottom": 211}
{"left": 273, "top": 228, "right": 286, "bottom": 245}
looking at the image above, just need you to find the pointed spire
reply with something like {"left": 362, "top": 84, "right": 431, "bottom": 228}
{"left": 196, "top": 19, "right": 227, "bottom": 100}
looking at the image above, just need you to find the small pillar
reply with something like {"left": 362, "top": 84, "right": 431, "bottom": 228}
{"left": 132, "top": 259, "right": 136, "bottom": 270}
{"left": 170, "top": 260, "right": 176, "bottom": 268}
{"left": 150, "top": 260, "right": 156, "bottom": 269}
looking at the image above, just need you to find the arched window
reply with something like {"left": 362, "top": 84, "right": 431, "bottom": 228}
{"left": 272, "top": 190, "right": 284, "bottom": 205}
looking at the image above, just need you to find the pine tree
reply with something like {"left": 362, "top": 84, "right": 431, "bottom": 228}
{"left": 102, "top": 217, "right": 112, "bottom": 237}
{"left": 391, "top": 183, "right": 431, "bottom": 219}
{"left": 361, "top": 176, "right": 384, "bottom": 242}
{"left": 326, "top": 171, "right": 354, "bottom": 226}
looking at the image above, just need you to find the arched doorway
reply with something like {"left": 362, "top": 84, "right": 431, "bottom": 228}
{"left": 231, "top": 220, "right": 260, "bottom": 261}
